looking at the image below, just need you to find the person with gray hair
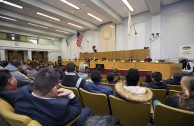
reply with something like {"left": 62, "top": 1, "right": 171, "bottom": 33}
{"left": 4, "top": 60, "right": 33, "bottom": 87}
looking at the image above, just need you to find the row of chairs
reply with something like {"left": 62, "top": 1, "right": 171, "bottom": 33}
{"left": 58, "top": 84, "right": 194, "bottom": 126}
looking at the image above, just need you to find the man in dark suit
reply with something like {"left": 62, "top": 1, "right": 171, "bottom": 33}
{"left": 144, "top": 55, "right": 152, "bottom": 62}
{"left": 15, "top": 68, "right": 92, "bottom": 126}
{"left": 62, "top": 62, "right": 86, "bottom": 88}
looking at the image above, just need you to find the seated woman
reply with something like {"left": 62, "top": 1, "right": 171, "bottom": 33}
{"left": 164, "top": 76, "right": 194, "bottom": 111}
{"left": 0, "top": 69, "right": 18, "bottom": 107}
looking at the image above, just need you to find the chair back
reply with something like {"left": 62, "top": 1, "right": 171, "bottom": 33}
{"left": 109, "top": 95, "right": 151, "bottom": 126}
{"left": 79, "top": 88, "right": 110, "bottom": 115}
{"left": 154, "top": 103, "right": 194, "bottom": 126}
{"left": 0, "top": 99, "right": 41, "bottom": 126}
{"left": 102, "top": 83, "right": 115, "bottom": 89}
{"left": 58, "top": 84, "right": 83, "bottom": 106}
{"left": 151, "top": 89, "right": 166, "bottom": 103}
{"left": 27, "top": 120, "right": 41, "bottom": 126}
{"left": 168, "top": 90, "right": 179, "bottom": 97}
{"left": 167, "top": 84, "right": 182, "bottom": 91}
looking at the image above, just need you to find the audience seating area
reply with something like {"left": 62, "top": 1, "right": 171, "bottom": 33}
{"left": 55, "top": 86, "right": 193, "bottom": 126}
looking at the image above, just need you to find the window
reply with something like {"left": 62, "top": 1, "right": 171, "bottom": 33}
{"left": 28, "top": 37, "right": 38, "bottom": 44}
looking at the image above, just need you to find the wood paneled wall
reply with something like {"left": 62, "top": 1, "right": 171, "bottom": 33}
{"left": 80, "top": 49, "right": 149, "bottom": 61}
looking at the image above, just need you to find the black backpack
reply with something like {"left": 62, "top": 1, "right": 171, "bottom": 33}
{"left": 83, "top": 114, "right": 122, "bottom": 126}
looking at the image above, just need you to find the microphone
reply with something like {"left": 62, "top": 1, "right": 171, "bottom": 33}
{"left": 133, "top": 24, "right": 137, "bottom": 35}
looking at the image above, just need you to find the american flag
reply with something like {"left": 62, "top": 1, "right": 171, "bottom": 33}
{"left": 76, "top": 31, "right": 83, "bottom": 47}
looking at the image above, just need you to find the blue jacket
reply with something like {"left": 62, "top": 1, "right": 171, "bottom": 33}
{"left": 83, "top": 82, "right": 113, "bottom": 96}
{"left": 14, "top": 86, "right": 81, "bottom": 126}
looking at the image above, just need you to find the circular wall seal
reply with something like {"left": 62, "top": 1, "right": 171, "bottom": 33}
{"left": 102, "top": 28, "right": 112, "bottom": 40}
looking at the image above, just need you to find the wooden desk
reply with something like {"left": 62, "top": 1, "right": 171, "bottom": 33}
{"left": 90, "top": 61, "right": 114, "bottom": 69}
{"left": 62, "top": 60, "right": 87, "bottom": 66}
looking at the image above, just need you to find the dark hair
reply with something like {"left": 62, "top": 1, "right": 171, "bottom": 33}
{"left": 11, "top": 60, "right": 21, "bottom": 67}
{"left": 2, "top": 60, "right": 9, "bottom": 67}
{"left": 107, "top": 72, "right": 114, "bottom": 83}
{"left": 31, "top": 62, "right": 39, "bottom": 69}
{"left": 152, "top": 72, "right": 162, "bottom": 82}
{"left": 0, "top": 69, "right": 12, "bottom": 89}
{"left": 54, "top": 67, "right": 64, "bottom": 80}
{"left": 145, "top": 73, "right": 152, "bottom": 83}
{"left": 34, "top": 68, "right": 58, "bottom": 95}
{"left": 125, "top": 68, "right": 140, "bottom": 86}
{"left": 173, "top": 73, "right": 182, "bottom": 82}
{"left": 91, "top": 70, "right": 101, "bottom": 83}
{"left": 66, "top": 62, "right": 76, "bottom": 72}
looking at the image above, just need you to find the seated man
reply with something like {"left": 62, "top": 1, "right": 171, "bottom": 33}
{"left": 114, "top": 68, "right": 152, "bottom": 103}
{"left": 15, "top": 68, "right": 92, "bottom": 126}
{"left": 0, "top": 69, "right": 18, "bottom": 107}
{"left": 83, "top": 70, "right": 113, "bottom": 96}
{"left": 164, "top": 73, "right": 182, "bottom": 85}
{"left": 4, "top": 60, "right": 33, "bottom": 87}
{"left": 106, "top": 72, "right": 119, "bottom": 84}
{"left": 62, "top": 62, "right": 86, "bottom": 88}
{"left": 145, "top": 72, "right": 169, "bottom": 95}
{"left": 144, "top": 55, "right": 152, "bottom": 62}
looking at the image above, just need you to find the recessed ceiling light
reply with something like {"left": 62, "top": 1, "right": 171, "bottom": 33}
{"left": 68, "top": 23, "right": 83, "bottom": 29}
{"left": 0, "top": 16, "right": 17, "bottom": 21}
{"left": 122, "top": 0, "right": 134, "bottom": 11}
{"left": 55, "top": 29, "right": 69, "bottom": 33}
{"left": 60, "top": 0, "right": 80, "bottom": 9}
{"left": 36, "top": 12, "right": 60, "bottom": 21}
{"left": 28, "top": 22, "right": 48, "bottom": 29}
{"left": 0, "top": 0, "right": 23, "bottom": 9}
{"left": 87, "top": 13, "right": 103, "bottom": 22}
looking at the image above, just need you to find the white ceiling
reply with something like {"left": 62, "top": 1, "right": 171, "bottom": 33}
{"left": 0, "top": 0, "right": 182, "bottom": 39}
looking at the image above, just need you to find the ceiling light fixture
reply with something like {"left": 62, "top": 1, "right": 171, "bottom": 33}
{"left": 0, "top": 0, "right": 23, "bottom": 9}
{"left": 36, "top": 12, "right": 60, "bottom": 21}
{"left": 60, "top": 0, "right": 80, "bottom": 9}
{"left": 55, "top": 29, "right": 69, "bottom": 33}
{"left": 68, "top": 23, "right": 83, "bottom": 28}
{"left": 87, "top": 13, "right": 103, "bottom": 22}
{"left": 0, "top": 16, "right": 17, "bottom": 21}
{"left": 28, "top": 22, "right": 48, "bottom": 29}
{"left": 122, "top": 0, "right": 134, "bottom": 11}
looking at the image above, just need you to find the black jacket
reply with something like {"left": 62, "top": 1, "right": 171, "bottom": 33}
{"left": 62, "top": 74, "right": 86, "bottom": 88}
{"left": 165, "top": 79, "right": 180, "bottom": 85}
{"left": 145, "top": 81, "right": 169, "bottom": 95}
